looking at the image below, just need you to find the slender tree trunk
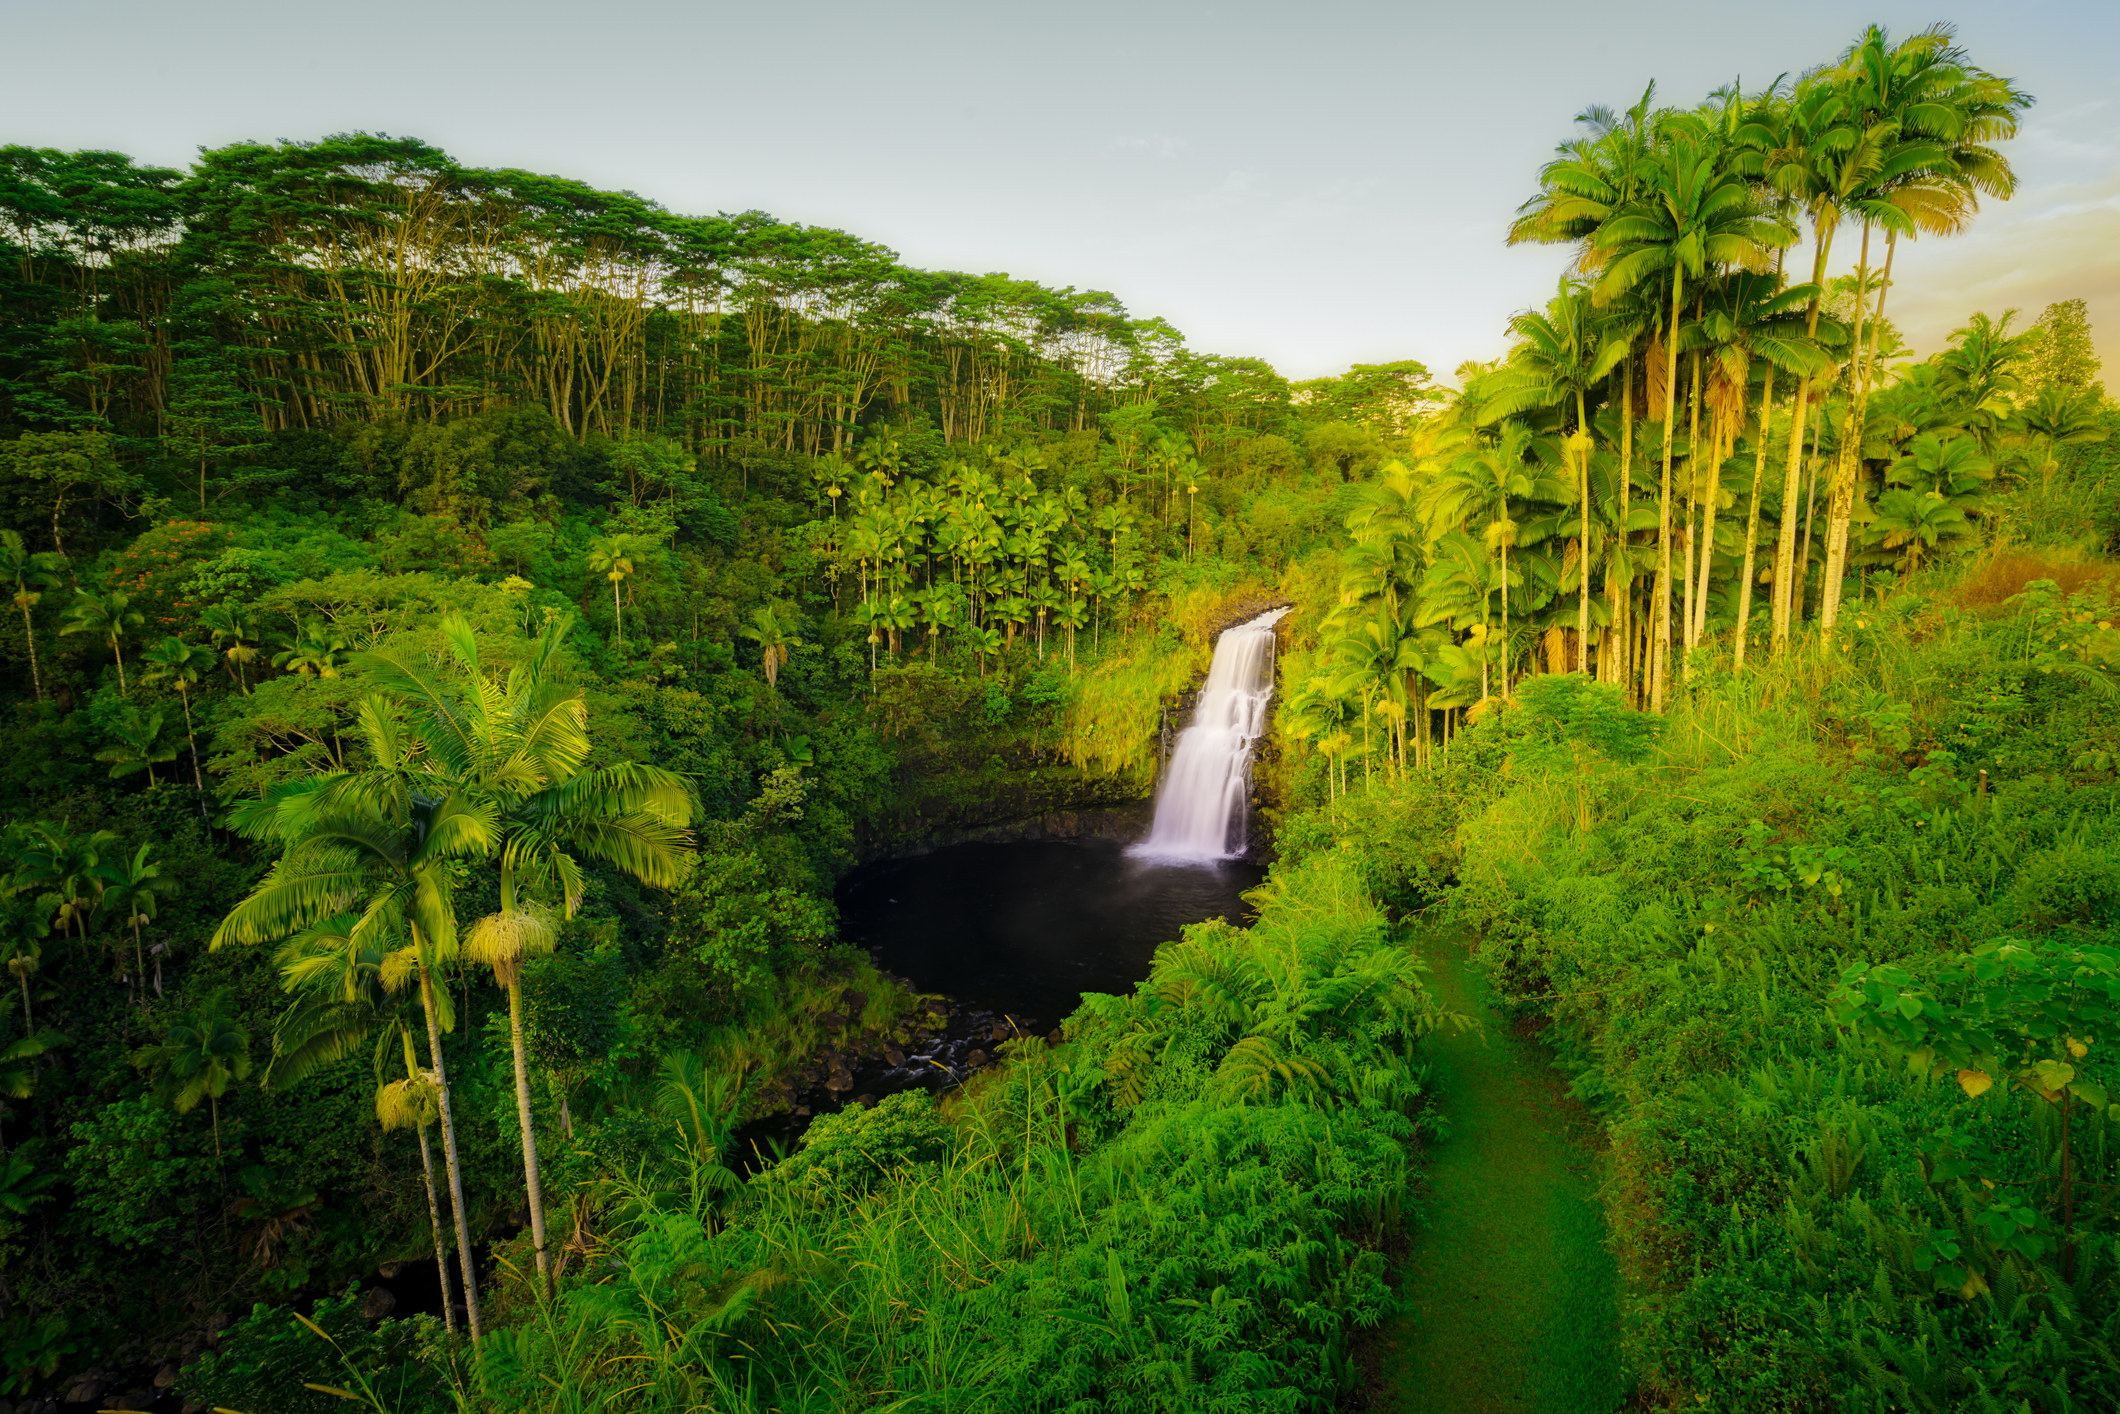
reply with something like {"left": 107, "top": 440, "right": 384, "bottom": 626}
{"left": 1734, "top": 367, "right": 1776, "bottom": 671}
{"left": 178, "top": 690, "right": 205, "bottom": 801}
{"left": 1652, "top": 268, "right": 1683, "bottom": 712}
{"left": 1819, "top": 220, "right": 1875, "bottom": 641}
{"left": 420, "top": 964, "right": 483, "bottom": 1342}
{"left": 1681, "top": 350, "right": 1703, "bottom": 667}
{"left": 1576, "top": 389, "right": 1592, "bottom": 673}
{"left": 1499, "top": 540, "right": 1511, "bottom": 700}
{"left": 508, "top": 979, "right": 553, "bottom": 1300}
{"left": 113, "top": 637, "right": 129, "bottom": 695}
{"left": 17, "top": 970, "right": 32, "bottom": 1032}
{"left": 17, "top": 604, "right": 42, "bottom": 702}
{"left": 1692, "top": 403, "right": 1727, "bottom": 653}
{"left": 404, "top": 1028, "right": 460, "bottom": 1335}
{"left": 1772, "top": 224, "right": 1835, "bottom": 648}
{"left": 1617, "top": 358, "right": 1634, "bottom": 695}
{"left": 1771, "top": 376, "right": 1811, "bottom": 644}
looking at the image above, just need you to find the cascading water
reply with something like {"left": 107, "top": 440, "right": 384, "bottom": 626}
{"left": 1130, "top": 607, "right": 1290, "bottom": 863}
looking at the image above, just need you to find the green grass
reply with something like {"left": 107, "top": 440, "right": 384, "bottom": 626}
{"left": 1382, "top": 933, "right": 1625, "bottom": 1414}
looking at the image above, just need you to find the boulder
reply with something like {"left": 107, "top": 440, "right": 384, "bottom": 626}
{"left": 966, "top": 1049, "right": 989, "bottom": 1069}
{"left": 61, "top": 1380, "right": 105, "bottom": 1408}
{"left": 360, "top": 1286, "right": 397, "bottom": 1321}
{"left": 153, "top": 1364, "right": 177, "bottom": 1389}
{"left": 817, "top": 1011, "right": 847, "bottom": 1031}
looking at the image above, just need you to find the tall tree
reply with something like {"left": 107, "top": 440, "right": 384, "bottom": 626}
{"left": 213, "top": 705, "right": 499, "bottom": 1343}
{"left": 356, "top": 617, "right": 693, "bottom": 1300}
{"left": 1595, "top": 114, "right": 1786, "bottom": 707}
{"left": 58, "top": 587, "right": 143, "bottom": 694}
{"left": 0, "top": 532, "right": 62, "bottom": 702}
{"left": 132, "top": 990, "right": 252, "bottom": 1159}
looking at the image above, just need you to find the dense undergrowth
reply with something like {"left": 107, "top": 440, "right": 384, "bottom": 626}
{"left": 186, "top": 848, "right": 1445, "bottom": 1413}
{"left": 1310, "top": 551, "right": 2120, "bottom": 1411}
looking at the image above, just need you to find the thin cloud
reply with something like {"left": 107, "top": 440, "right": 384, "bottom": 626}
{"left": 1887, "top": 166, "right": 2120, "bottom": 377}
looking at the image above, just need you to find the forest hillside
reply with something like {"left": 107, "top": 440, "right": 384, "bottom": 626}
{"left": 1, "top": 19, "right": 2118, "bottom": 1414}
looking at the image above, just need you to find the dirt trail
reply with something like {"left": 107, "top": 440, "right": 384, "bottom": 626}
{"left": 1381, "top": 935, "right": 1625, "bottom": 1413}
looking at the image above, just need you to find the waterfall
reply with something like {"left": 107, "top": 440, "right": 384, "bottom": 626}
{"left": 1131, "top": 607, "right": 1290, "bottom": 863}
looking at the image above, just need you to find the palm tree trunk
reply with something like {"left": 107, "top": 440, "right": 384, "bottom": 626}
{"left": 1772, "top": 223, "right": 1835, "bottom": 648}
{"left": 1771, "top": 377, "right": 1812, "bottom": 644}
{"left": 1819, "top": 220, "right": 1875, "bottom": 641}
{"left": 1652, "top": 268, "right": 1683, "bottom": 712}
{"left": 1692, "top": 404, "right": 1727, "bottom": 653}
{"left": 1681, "top": 350, "right": 1703, "bottom": 666}
{"left": 17, "top": 604, "right": 41, "bottom": 701}
{"left": 420, "top": 964, "right": 484, "bottom": 1342}
{"left": 508, "top": 979, "right": 554, "bottom": 1300}
{"left": 132, "top": 920, "right": 146, "bottom": 1007}
{"left": 1498, "top": 541, "right": 1511, "bottom": 700}
{"left": 403, "top": 1030, "right": 459, "bottom": 1335}
{"left": 1616, "top": 357, "right": 1634, "bottom": 694}
{"left": 1576, "top": 388, "right": 1592, "bottom": 674}
{"left": 112, "top": 636, "right": 129, "bottom": 695}
{"left": 1734, "top": 367, "right": 1776, "bottom": 671}
{"left": 17, "top": 969, "right": 32, "bottom": 1032}
{"left": 178, "top": 691, "right": 204, "bottom": 797}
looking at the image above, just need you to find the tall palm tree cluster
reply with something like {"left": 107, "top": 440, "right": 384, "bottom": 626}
{"left": 2, "top": 824, "right": 172, "bottom": 1020}
{"left": 801, "top": 435, "right": 1177, "bottom": 675}
{"left": 1286, "top": 24, "right": 2057, "bottom": 789}
{"left": 209, "top": 616, "right": 693, "bottom": 1343}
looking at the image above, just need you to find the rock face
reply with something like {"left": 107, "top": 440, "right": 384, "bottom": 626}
{"left": 854, "top": 801, "right": 1153, "bottom": 864}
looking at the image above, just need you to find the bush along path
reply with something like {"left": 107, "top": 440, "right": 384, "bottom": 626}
{"left": 1384, "top": 933, "right": 1627, "bottom": 1413}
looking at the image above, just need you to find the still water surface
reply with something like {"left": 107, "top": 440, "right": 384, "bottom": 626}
{"left": 838, "top": 839, "right": 1264, "bottom": 1027}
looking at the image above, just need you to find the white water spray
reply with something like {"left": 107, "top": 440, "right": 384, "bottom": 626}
{"left": 1131, "top": 607, "right": 1290, "bottom": 863}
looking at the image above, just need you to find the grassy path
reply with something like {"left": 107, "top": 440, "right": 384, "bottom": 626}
{"left": 1380, "top": 935, "right": 1626, "bottom": 1413}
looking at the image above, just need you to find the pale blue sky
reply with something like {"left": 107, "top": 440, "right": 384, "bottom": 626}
{"left": 3, "top": 0, "right": 2114, "bottom": 380}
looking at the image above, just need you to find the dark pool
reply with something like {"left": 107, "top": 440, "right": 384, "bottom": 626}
{"left": 838, "top": 839, "right": 1265, "bottom": 1028}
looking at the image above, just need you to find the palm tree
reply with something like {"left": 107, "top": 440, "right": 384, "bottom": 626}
{"left": 14, "top": 824, "right": 117, "bottom": 948}
{"left": 2012, "top": 384, "right": 2105, "bottom": 493}
{"left": 139, "top": 636, "right": 218, "bottom": 795}
{"left": 1423, "top": 424, "right": 1560, "bottom": 699}
{"left": 1759, "top": 74, "right": 1867, "bottom": 648}
{"left": 1595, "top": 113, "right": 1787, "bottom": 707}
{"left": 1698, "top": 271, "right": 1830, "bottom": 668}
{"left": 200, "top": 602, "right": 261, "bottom": 693}
{"left": 212, "top": 709, "right": 499, "bottom": 1342}
{"left": 58, "top": 588, "right": 143, "bottom": 694}
{"left": 586, "top": 537, "right": 635, "bottom": 648}
{"left": 1868, "top": 489, "right": 1969, "bottom": 575}
{"left": 264, "top": 916, "right": 463, "bottom": 1335}
{"left": 132, "top": 990, "right": 252, "bottom": 1159}
{"left": 94, "top": 844, "right": 167, "bottom": 1008}
{"left": 3, "top": 935, "right": 40, "bottom": 1032}
{"left": 357, "top": 616, "right": 693, "bottom": 1301}
{"left": 0, "top": 531, "right": 61, "bottom": 702}
{"left": 1816, "top": 27, "right": 2027, "bottom": 639}
{"left": 1479, "top": 278, "right": 1628, "bottom": 673}
{"left": 272, "top": 618, "right": 348, "bottom": 679}
{"left": 739, "top": 602, "right": 803, "bottom": 690}
{"left": 96, "top": 706, "right": 178, "bottom": 787}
